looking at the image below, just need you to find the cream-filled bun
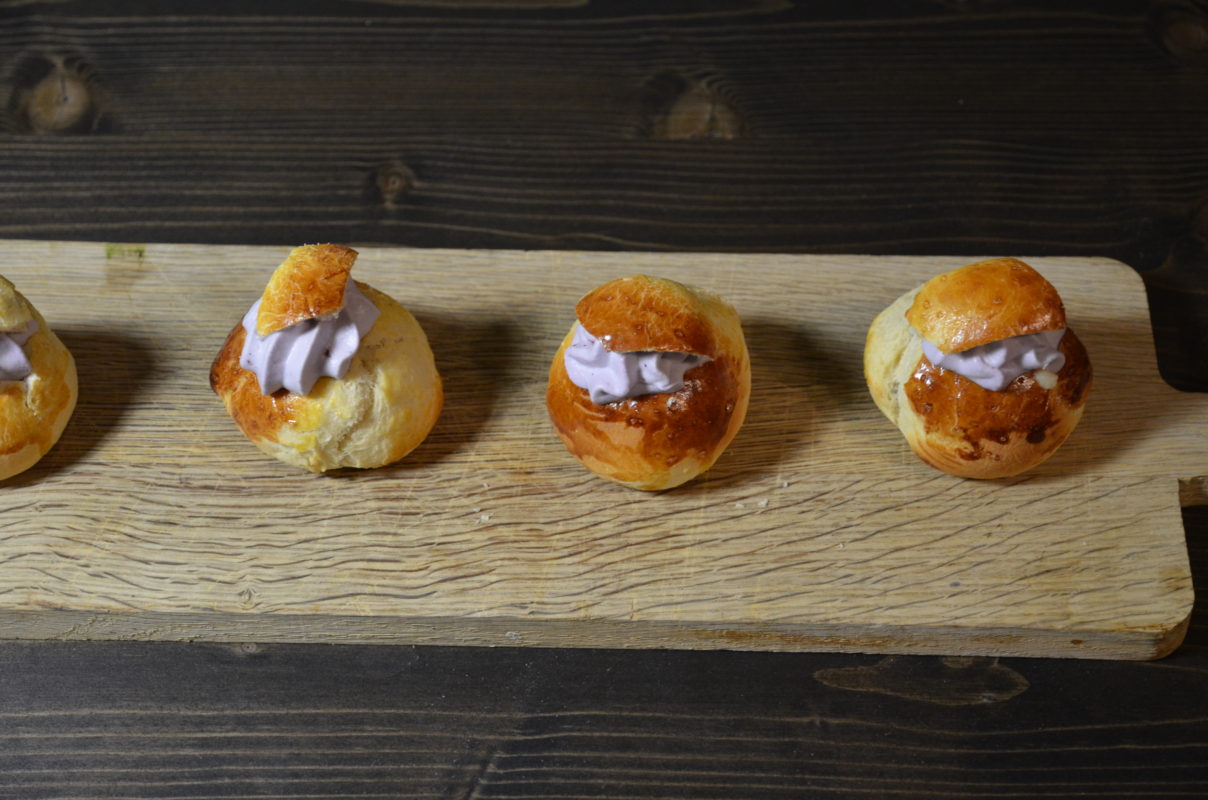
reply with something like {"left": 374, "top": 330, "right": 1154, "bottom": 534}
{"left": 210, "top": 244, "right": 442, "bottom": 473}
{"left": 0, "top": 275, "right": 77, "bottom": 480}
{"left": 865, "top": 257, "right": 1091, "bottom": 479}
{"left": 547, "top": 274, "right": 750, "bottom": 491}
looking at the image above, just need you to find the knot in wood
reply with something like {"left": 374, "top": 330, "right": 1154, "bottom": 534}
{"left": 642, "top": 72, "right": 744, "bottom": 141}
{"left": 1152, "top": 4, "right": 1208, "bottom": 59}
{"left": 6, "top": 52, "right": 101, "bottom": 134}
{"left": 371, "top": 161, "right": 415, "bottom": 206}
{"left": 1166, "top": 18, "right": 1208, "bottom": 54}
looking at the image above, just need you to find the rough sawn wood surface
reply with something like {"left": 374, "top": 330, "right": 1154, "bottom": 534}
{"left": 0, "top": 241, "right": 1201, "bottom": 659}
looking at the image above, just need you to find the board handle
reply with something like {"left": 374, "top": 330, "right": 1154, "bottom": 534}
{"left": 1172, "top": 391, "right": 1208, "bottom": 507}
{"left": 1181, "top": 476, "right": 1208, "bottom": 507}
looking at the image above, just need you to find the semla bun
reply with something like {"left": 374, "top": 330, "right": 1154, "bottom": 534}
{"left": 211, "top": 244, "right": 442, "bottom": 473}
{"left": 547, "top": 274, "right": 750, "bottom": 491}
{"left": 865, "top": 258, "right": 1091, "bottom": 479}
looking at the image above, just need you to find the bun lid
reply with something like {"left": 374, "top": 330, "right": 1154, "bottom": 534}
{"left": 0, "top": 275, "right": 35, "bottom": 331}
{"left": 256, "top": 244, "right": 358, "bottom": 336}
{"left": 574, "top": 274, "right": 732, "bottom": 356}
{"left": 905, "top": 257, "right": 1066, "bottom": 353}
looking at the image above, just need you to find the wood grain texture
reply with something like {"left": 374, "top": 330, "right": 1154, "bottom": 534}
{"left": 0, "top": 240, "right": 1200, "bottom": 659}
{"left": 0, "top": 1, "right": 1200, "bottom": 266}
{"left": 1, "top": 639, "right": 1207, "bottom": 800}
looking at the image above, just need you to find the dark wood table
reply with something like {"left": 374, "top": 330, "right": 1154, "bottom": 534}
{"left": 2, "top": 2, "right": 1205, "bottom": 796}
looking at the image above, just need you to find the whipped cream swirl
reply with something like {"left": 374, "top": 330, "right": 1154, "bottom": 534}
{"left": 0, "top": 320, "right": 37, "bottom": 381}
{"left": 921, "top": 328, "right": 1066, "bottom": 391}
{"left": 564, "top": 324, "right": 709, "bottom": 405}
{"left": 239, "top": 281, "right": 380, "bottom": 395}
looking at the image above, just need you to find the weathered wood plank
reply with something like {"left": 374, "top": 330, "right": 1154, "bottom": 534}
{"left": 0, "top": 241, "right": 1199, "bottom": 658}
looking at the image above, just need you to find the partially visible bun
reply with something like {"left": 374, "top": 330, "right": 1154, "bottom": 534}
{"left": 0, "top": 276, "right": 78, "bottom": 481}
{"left": 547, "top": 274, "right": 750, "bottom": 491}
{"left": 210, "top": 246, "right": 442, "bottom": 473}
{"left": 865, "top": 258, "right": 1091, "bottom": 479}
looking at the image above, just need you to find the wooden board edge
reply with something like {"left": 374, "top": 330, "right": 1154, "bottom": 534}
{"left": 0, "top": 243, "right": 1196, "bottom": 659}
{"left": 0, "top": 608, "right": 1191, "bottom": 661}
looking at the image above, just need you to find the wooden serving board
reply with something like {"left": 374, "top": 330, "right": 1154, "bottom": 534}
{"left": 0, "top": 241, "right": 1202, "bottom": 659}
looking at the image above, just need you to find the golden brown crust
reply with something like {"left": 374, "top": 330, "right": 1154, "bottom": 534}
{"left": 212, "top": 279, "right": 443, "bottom": 473}
{"left": 256, "top": 244, "right": 358, "bottom": 336}
{"left": 905, "top": 257, "right": 1066, "bottom": 353}
{"left": 209, "top": 323, "right": 307, "bottom": 445}
{"left": 574, "top": 274, "right": 726, "bottom": 355}
{"left": 0, "top": 280, "right": 77, "bottom": 481}
{"left": 902, "top": 329, "right": 1091, "bottom": 478}
{"left": 548, "top": 275, "right": 750, "bottom": 491}
{"left": 0, "top": 275, "right": 35, "bottom": 331}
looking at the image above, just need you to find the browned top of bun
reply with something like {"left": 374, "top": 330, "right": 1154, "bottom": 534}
{"left": 575, "top": 274, "right": 723, "bottom": 355}
{"left": 905, "top": 258, "right": 1066, "bottom": 353}
{"left": 256, "top": 244, "right": 358, "bottom": 336}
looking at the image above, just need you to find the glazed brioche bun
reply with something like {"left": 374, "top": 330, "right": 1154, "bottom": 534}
{"left": 865, "top": 258, "right": 1091, "bottom": 479}
{"left": 547, "top": 274, "right": 750, "bottom": 491}
{"left": 0, "top": 276, "right": 77, "bottom": 481}
{"left": 210, "top": 245, "right": 442, "bottom": 473}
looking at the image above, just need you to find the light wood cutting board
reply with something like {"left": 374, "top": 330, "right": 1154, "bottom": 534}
{"left": 0, "top": 241, "right": 1202, "bottom": 659}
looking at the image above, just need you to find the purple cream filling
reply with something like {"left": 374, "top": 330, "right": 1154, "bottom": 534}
{"left": 239, "top": 280, "right": 380, "bottom": 396}
{"left": 0, "top": 320, "right": 37, "bottom": 381}
{"left": 564, "top": 324, "right": 709, "bottom": 405}
{"left": 920, "top": 328, "right": 1066, "bottom": 391}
